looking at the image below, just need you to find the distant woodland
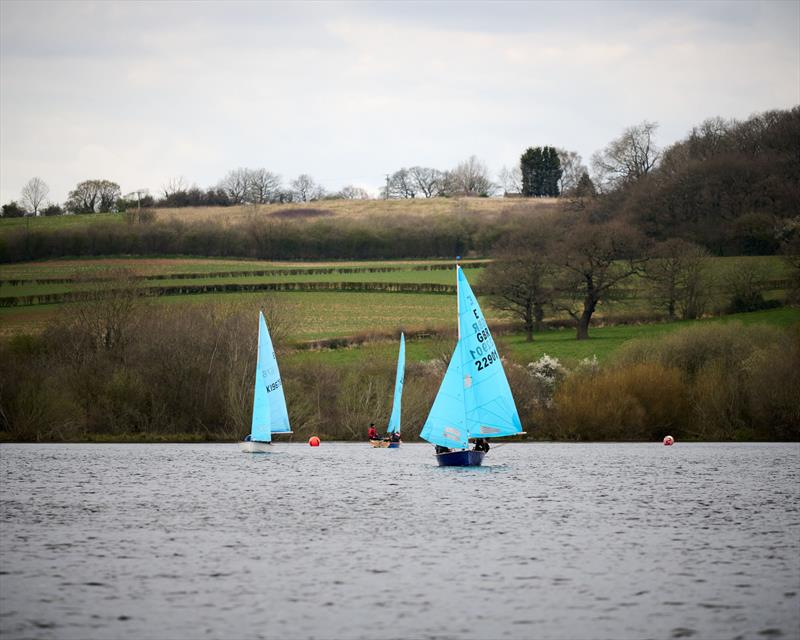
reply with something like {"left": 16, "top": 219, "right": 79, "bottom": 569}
{"left": 1, "top": 106, "right": 798, "bottom": 262}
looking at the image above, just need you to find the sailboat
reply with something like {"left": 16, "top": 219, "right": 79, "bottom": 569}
{"left": 420, "top": 266, "right": 524, "bottom": 466}
{"left": 240, "top": 311, "right": 292, "bottom": 453}
{"left": 371, "top": 333, "right": 405, "bottom": 449}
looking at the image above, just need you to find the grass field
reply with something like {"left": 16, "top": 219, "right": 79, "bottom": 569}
{"left": 284, "top": 307, "right": 800, "bottom": 367}
{"left": 0, "top": 255, "right": 792, "bottom": 341}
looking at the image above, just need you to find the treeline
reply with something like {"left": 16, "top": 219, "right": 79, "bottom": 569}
{"left": 604, "top": 108, "right": 800, "bottom": 255}
{"left": 1, "top": 292, "right": 796, "bottom": 442}
{"left": 0, "top": 209, "right": 525, "bottom": 263}
{"left": 2, "top": 106, "right": 798, "bottom": 263}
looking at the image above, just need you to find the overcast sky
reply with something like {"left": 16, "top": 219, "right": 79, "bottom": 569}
{"left": 1, "top": 0, "right": 798, "bottom": 204}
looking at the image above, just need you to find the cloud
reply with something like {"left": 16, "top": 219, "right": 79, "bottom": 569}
{"left": 1, "top": 0, "right": 798, "bottom": 204}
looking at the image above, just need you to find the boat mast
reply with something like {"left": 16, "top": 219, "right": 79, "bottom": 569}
{"left": 455, "top": 257, "right": 461, "bottom": 340}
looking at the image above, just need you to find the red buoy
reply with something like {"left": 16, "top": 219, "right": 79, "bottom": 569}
{"left": 309, "top": 436, "right": 320, "bottom": 447}
{"left": 663, "top": 435, "right": 675, "bottom": 446}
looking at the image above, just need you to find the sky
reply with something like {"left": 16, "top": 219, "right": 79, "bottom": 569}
{"left": 1, "top": 0, "right": 798, "bottom": 204}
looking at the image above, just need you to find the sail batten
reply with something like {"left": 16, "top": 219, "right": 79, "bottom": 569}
{"left": 250, "top": 311, "right": 291, "bottom": 442}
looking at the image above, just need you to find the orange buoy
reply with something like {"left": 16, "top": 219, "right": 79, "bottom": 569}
{"left": 663, "top": 435, "right": 675, "bottom": 446}
{"left": 308, "top": 436, "right": 321, "bottom": 447}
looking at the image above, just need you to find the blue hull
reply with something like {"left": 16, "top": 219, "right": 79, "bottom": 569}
{"left": 387, "top": 442, "right": 400, "bottom": 449}
{"left": 436, "top": 450, "right": 485, "bottom": 467}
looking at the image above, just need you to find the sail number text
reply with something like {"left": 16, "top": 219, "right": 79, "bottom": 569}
{"left": 472, "top": 348, "right": 499, "bottom": 371}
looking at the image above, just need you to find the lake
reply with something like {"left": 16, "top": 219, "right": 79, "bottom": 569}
{"left": 1, "top": 442, "right": 798, "bottom": 640}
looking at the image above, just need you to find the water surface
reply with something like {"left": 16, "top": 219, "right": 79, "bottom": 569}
{"left": 1, "top": 442, "right": 798, "bottom": 639}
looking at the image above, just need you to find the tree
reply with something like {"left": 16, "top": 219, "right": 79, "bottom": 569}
{"left": 247, "top": 169, "right": 282, "bottom": 204}
{"left": 498, "top": 165, "right": 522, "bottom": 195}
{"left": 66, "top": 180, "right": 121, "bottom": 214}
{"left": 645, "top": 239, "right": 710, "bottom": 320}
{"left": 1, "top": 201, "right": 25, "bottom": 217}
{"left": 337, "top": 185, "right": 371, "bottom": 200}
{"left": 555, "top": 149, "right": 587, "bottom": 196}
{"left": 591, "top": 121, "right": 660, "bottom": 191}
{"left": 290, "top": 174, "right": 325, "bottom": 202}
{"left": 482, "top": 223, "right": 557, "bottom": 341}
{"left": 520, "top": 146, "right": 562, "bottom": 197}
{"left": 219, "top": 168, "right": 251, "bottom": 204}
{"left": 448, "top": 156, "right": 495, "bottom": 196}
{"left": 161, "top": 177, "right": 188, "bottom": 199}
{"left": 573, "top": 172, "right": 597, "bottom": 198}
{"left": 41, "top": 203, "right": 64, "bottom": 216}
{"left": 551, "top": 216, "right": 647, "bottom": 339}
{"left": 408, "top": 166, "right": 444, "bottom": 198}
{"left": 21, "top": 177, "right": 49, "bottom": 216}
{"left": 387, "top": 169, "right": 418, "bottom": 198}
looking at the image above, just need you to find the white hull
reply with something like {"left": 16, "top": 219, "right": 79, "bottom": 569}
{"left": 240, "top": 440, "right": 272, "bottom": 453}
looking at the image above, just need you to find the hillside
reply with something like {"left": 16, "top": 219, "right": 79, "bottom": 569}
{"left": 0, "top": 197, "right": 560, "bottom": 231}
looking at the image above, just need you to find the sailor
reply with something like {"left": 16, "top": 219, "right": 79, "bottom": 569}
{"left": 390, "top": 431, "right": 401, "bottom": 443}
{"left": 473, "top": 438, "right": 490, "bottom": 452}
{"left": 367, "top": 423, "right": 379, "bottom": 440}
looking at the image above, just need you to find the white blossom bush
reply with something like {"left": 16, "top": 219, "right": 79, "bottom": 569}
{"left": 526, "top": 354, "right": 567, "bottom": 406}
{"left": 575, "top": 355, "right": 600, "bottom": 376}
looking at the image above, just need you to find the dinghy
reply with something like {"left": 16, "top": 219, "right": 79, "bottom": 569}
{"left": 420, "top": 266, "right": 524, "bottom": 466}
{"left": 371, "top": 333, "right": 405, "bottom": 448}
{"left": 240, "top": 311, "right": 292, "bottom": 452}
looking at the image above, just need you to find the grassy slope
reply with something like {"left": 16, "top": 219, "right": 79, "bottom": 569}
{"left": 0, "top": 197, "right": 559, "bottom": 231}
{"left": 287, "top": 307, "right": 800, "bottom": 368}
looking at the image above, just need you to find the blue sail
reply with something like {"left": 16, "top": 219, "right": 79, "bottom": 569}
{"left": 419, "top": 343, "right": 469, "bottom": 450}
{"left": 250, "top": 311, "right": 291, "bottom": 442}
{"left": 386, "top": 333, "right": 405, "bottom": 434}
{"left": 456, "top": 266, "right": 523, "bottom": 439}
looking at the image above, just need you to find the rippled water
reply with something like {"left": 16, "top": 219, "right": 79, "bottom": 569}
{"left": 1, "top": 442, "right": 798, "bottom": 640}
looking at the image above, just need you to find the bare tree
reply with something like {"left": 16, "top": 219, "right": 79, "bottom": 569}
{"left": 337, "top": 185, "right": 371, "bottom": 200}
{"left": 555, "top": 149, "right": 588, "bottom": 195}
{"left": 482, "top": 223, "right": 557, "bottom": 341}
{"left": 551, "top": 217, "right": 647, "bottom": 339}
{"left": 219, "top": 168, "right": 252, "bottom": 204}
{"left": 161, "top": 176, "right": 188, "bottom": 199}
{"left": 448, "top": 156, "right": 495, "bottom": 196}
{"left": 290, "top": 174, "right": 325, "bottom": 202}
{"left": 498, "top": 165, "right": 522, "bottom": 195}
{"left": 645, "top": 239, "right": 711, "bottom": 320}
{"left": 591, "top": 121, "right": 660, "bottom": 191}
{"left": 21, "top": 177, "right": 49, "bottom": 216}
{"left": 248, "top": 169, "right": 282, "bottom": 204}
{"left": 407, "top": 166, "right": 444, "bottom": 198}
{"left": 387, "top": 169, "right": 418, "bottom": 199}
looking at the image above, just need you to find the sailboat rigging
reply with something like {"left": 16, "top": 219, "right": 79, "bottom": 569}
{"left": 371, "top": 333, "right": 405, "bottom": 448}
{"left": 240, "top": 311, "right": 292, "bottom": 453}
{"left": 420, "top": 266, "right": 524, "bottom": 466}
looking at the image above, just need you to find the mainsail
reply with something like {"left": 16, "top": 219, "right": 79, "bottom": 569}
{"left": 250, "top": 311, "right": 291, "bottom": 442}
{"left": 456, "top": 267, "right": 522, "bottom": 439}
{"left": 420, "top": 266, "right": 522, "bottom": 449}
{"left": 386, "top": 333, "right": 405, "bottom": 434}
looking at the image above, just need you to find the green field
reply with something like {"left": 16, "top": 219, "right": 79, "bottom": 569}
{"left": 0, "top": 255, "right": 793, "bottom": 345}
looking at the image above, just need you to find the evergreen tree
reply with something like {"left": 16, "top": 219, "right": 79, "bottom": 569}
{"left": 520, "top": 146, "right": 563, "bottom": 197}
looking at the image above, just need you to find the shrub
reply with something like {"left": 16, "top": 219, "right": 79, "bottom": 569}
{"left": 552, "top": 363, "right": 689, "bottom": 441}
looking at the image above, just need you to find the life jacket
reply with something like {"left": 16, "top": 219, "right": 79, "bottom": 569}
{"left": 368, "top": 428, "right": 378, "bottom": 439}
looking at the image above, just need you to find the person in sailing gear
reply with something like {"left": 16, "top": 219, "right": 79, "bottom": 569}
{"left": 473, "top": 438, "right": 490, "bottom": 453}
{"left": 389, "top": 431, "right": 401, "bottom": 443}
{"left": 367, "top": 423, "right": 379, "bottom": 440}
